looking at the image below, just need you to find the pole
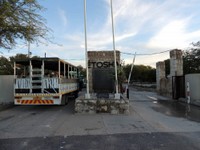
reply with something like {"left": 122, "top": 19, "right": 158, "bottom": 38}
{"left": 126, "top": 53, "right": 136, "bottom": 99}
{"left": 186, "top": 82, "right": 190, "bottom": 104}
{"left": 28, "top": 42, "right": 30, "bottom": 58}
{"left": 128, "top": 53, "right": 136, "bottom": 85}
{"left": 14, "top": 61, "right": 16, "bottom": 79}
{"left": 28, "top": 3, "right": 31, "bottom": 58}
{"left": 110, "top": 0, "right": 120, "bottom": 99}
{"left": 84, "top": 0, "right": 90, "bottom": 99}
{"left": 58, "top": 60, "right": 60, "bottom": 78}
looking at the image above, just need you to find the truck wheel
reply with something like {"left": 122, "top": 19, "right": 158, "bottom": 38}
{"left": 61, "top": 95, "right": 66, "bottom": 105}
{"left": 65, "top": 96, "right": 69, "bottom": 105}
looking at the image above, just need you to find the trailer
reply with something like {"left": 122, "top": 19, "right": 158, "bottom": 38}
{"left": 14, "top": 57, "right": 79, "bottom": 105}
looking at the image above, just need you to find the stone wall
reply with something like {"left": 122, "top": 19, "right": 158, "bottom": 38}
{"left": 156, "top": 49, "right": 183, "bottom": 98}
{"left": 88, "top": 51, "right": 120, "bottom": 63}
{"left": 78, "top": 50, "right": 128, "bottom": 114}
{"left": 160, "top": 77, "right": 172, "bottom": 97}
{"left": 75, "top": 94, "right": 129, "bottom": 115}
{"left": 170, "top": 50, "right": 183, "bottom": 76}
{"left": 156, "top": 61, "right": 165, "bottom": 92}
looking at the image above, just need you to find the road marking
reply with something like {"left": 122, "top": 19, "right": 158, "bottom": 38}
{"left": 147, "top": 96, "right": 157, "bottom": 101}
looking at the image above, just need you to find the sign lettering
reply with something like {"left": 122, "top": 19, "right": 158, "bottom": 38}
{"left": 88, "top": 61, "right": 119, "bottom": 68}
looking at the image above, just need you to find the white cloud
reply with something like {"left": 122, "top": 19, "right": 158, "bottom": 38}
{"left": 5, "top": 0, "right": 199, "bottom": 68}
{"left": 91, "top": 0, "right": 171, "bottom": 51}
{"left": 87, "top": 32, "right": 137, "bottom": 50}
{"left": 122, "top": 52, "right": 171, "bottom": 68}
{"left": 98, "top": 0, "right": 200, "bottom": 66}
{"left": 61, "top": 0, "right": 142, "bottom": 51}
{"left": 65, "top": 0, "right": 187, "bottom": 52}
{"left": 147, "top": 19, "right": 200, "bottom": 50}
{"left": 58, "top": 9, "right": 68, "bottom": 27}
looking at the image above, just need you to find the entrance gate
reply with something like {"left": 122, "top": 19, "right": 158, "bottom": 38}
{"left": 172, "top": 76, "right": 185, "bottom": 99}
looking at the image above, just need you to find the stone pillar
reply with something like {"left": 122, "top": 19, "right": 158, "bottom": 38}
{"left": 170, "top": 49, "right": 183, "bottom": 76}
{"left": 156, "top": 61, "right": 165, "bottom": 92}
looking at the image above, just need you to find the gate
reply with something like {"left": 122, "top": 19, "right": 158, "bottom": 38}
{"left": 172, "top": 76, "right": 185, "bottom": 99}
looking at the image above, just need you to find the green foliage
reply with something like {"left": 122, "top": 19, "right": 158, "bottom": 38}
{"left": 123, "top": 64, "right": 156, "bottom": 83}
{"left": 0, "top": 0, "right": 51, "bottom": 50}
{"left": 164, "top": 41, "right": 200, "bottom": 75}
{"left": 9, "top": 53, "right": 29, "bottom": 63}
{"left": 77, "top": 65, "right": 86, "bottom": 78}
{"left": 183, "top": 41, "right": 200, "bottom": 74}
{"left": 117, "top": 66, "right": 126, "bottom": 84}
{"left": 0, "top": 56, "right": 13, "bottom": 75}
{"left": 0, "top": 53, "right": 38, "bottom": 75}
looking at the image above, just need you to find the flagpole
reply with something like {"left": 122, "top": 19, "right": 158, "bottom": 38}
{"left": 110, "top": 0, "right": 120, "bottom": 99}
{"left": 28, "top": 3, "right": 31, "bottom": 58}
{"left": 84, "top": 0, "right": 90, "bottom": 99}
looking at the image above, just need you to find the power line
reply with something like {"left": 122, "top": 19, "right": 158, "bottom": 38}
{"left": 63, "top": 59, "right": 84, "bottom": 61}
{"left": 121, "top": 49, "right": 171, "bottom": 56}
{"left": 63, "top": 49, "right": 172, "bottom": 61}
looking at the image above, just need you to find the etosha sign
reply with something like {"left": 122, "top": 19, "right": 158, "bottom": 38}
{"left": 88, "top": 61, "right": 119, "bottom": 68}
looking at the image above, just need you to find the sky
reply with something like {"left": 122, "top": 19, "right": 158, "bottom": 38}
{"left": 1, "top": 0, "right": 200, "bottom": 67}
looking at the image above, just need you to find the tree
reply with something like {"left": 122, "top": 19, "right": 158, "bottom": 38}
{"left": 9, "top": 53, "right": 29, "bottom": 63}
{"left": 123, "top": 64, "right": 156, "bottom": 83}
{"left": 0, "top": 53, "right": 39, "bottom": 75}
{"left": 183, "top": 41, "right": 200, "bottom": 74}
{"left": 77, "top": 65, "right": 86, "bottom": 78}
{"left": 0, "top": 0, "right": 51, "bottom": 50}
{"left": 0, "top": 56, "right": 13, "bottom": 75}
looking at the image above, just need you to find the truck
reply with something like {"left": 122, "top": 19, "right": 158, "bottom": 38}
{"left": 14, "top": 57, "right": 79, "bottom": 105}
